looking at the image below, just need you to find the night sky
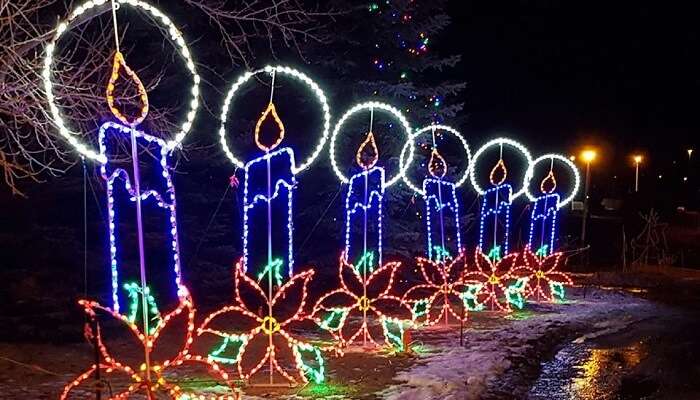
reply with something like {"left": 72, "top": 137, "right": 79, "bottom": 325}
{"left": 446, "top": 1, "right": 697, "bottom": 171}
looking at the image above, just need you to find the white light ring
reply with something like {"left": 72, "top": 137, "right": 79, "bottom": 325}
{"left": 219, "top": 65, "right": 331, "bottom": 174}
{"left": 469, "top": 137, "right": 533, "bottom": 199}
{"left": 330, "top": 101, "right": 412, "bottom": 187}
{"left": 524, "top": 153, "right": 580, "bottom": 208}
{"left": 400, "top": 124, "right": 472, "bottom": 196}
{"left": 43, "top": 0, "right": 201, "bottom": 164}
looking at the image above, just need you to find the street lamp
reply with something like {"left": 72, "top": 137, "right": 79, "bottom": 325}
{"left": 633, "top": 155, "right": 643, "bottom": 192}
{"left": 580, "top": 149, "right": 596, "bottom": 245}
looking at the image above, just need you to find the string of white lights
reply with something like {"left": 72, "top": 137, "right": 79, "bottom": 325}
{"left": 524, "top": 153, "right": 580, "bottom": 208}
{"left": 400, "top": 124, "right": 472, "bottom": 196}
{"left": 469, "top": 137, "right": 533, "bottom": 200}
{"left": 330, "top": 101, "right": 413, "bottom": 187}
{"left": 43, "top": 0, "right": 201, "bottom": 163}
{"left": 219, "top": 65, "right": 331, "bottom": 174}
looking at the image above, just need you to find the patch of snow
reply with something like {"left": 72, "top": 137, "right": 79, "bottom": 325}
{"left": 381, "top": 289, "right": 659, "bottom": 400}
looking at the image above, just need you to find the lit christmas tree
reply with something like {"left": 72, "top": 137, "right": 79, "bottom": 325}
{"left": 305, "top": 0, "right": 468, "bottom": 260}
{"left": 318, "top": 0, "right": 465, "bottom": 124}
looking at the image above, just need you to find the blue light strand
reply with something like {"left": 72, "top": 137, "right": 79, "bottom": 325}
{"left": 98, "top": 121, "right": 183, "bottom": 312}
{"left": 344, "top": 166, "right": 385, "bottom": 267}
{"left": 242, "top": 147, "right": 297, "bottom": 278}
{"left": 527, "top": 193, "right": 560, "bottom": 256}
{"left": 478, "top": 184, "right": 513, "bottom": 256}
{"left": 423, "top": 178, "right": 462, "bottom": 261}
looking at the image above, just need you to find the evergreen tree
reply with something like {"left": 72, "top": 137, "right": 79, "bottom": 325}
{"left": 298, "top": 0, "right": 471, "bottom": 262}
{"left": 318, "top": 0, "right": 465, "bottom": 123}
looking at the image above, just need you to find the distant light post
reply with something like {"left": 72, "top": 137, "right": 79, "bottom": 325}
{"left": 633, "top": 155, "right": 643, "bottom": 192}
{"left": 688, "top": 149, "right": 694, "bottom": 161}
{"left": 580, "top": 149, "right": 596, "bottom": 245}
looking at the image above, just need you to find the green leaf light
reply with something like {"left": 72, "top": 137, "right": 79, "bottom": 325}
{"left": 355, "top": 251, "right": 375, "bottom": 274}
{"left": 461, "top": 283, "right": 485, "bottom": 311}
{"left": 257, "top": 258, "right": 284, "bottom": 287}
{"left": 208, "top": 334, "right": 249, "bottom": 365}
{"left": 293, "top": 343, "right": 325, "bottom": 384}
{"left": 319, "top": 308, "right": 350, "bottom": 332}
{"left": 487, "top": 245, "right": 502, "bottom": 262}
{"left": 505, "top": 277, "right": 529, "bottom": 310}
{"left": 432, "top": 245, "right": 451, "bottom": 263}
{"left": 550, "top": 281, "right": 566, "bottom": 301}
{"left": 381, "top": 317, "right": 407, "bottom": 352}
{"left": 123, "top": 282, "right": 161, "bottom": 334}
{"left": 411, "top": 299, "right": 430, "bottom": 320}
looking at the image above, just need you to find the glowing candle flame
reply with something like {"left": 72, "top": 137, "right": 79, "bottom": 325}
{"left": 428, "top": 147, "right": 447, "bottom": 179}
{"left": 356, "top": 131, "right": 379, "bottom": 170}
{"left": 540, "top": 170, "right": 557, "bottom": 194}
{"left": 106, "top": 52, "right": 149, "bottom": 126}
{"left": 489, "top": 159, "right": 507, "bottom": 186}
{"left": 254, "top": 101, "right": 285, "bottom": 152}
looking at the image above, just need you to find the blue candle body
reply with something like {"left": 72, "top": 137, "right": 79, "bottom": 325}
{"left": 423, "top": 178, "right": 462, "bottom": 261}
{"left": 478, "top": 184, "right": 513, "bottom": 257}
{"left": 98, "top": 121, "right": 182, "bottom": 312}
{"left": 243, "top": 147, "right": 296, "bottom": 279}
{"left": 344, "top": 166, "right": 385, "bottom": 268}
{"left": 527, "top": 193, "right": 560, "bottom": 256}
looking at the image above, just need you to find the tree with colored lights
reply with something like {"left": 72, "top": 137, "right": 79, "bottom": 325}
{"left": 316, "top": 0, "right": 465, "bottom": 124}
{"left": 303, "top": 0, "right": 468, "bottom": 259}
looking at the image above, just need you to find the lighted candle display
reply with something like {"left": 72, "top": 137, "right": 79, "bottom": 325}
{"left": 212, "top": 66, "right": 331, "bottom": 384}
{"left": 478, "top": 154, "right": 513, "bottom": 260}
{"left": 524, "top": 154, "right": 581, "bottom": 257}
{"left": 329, "top": 102, "right": 412, "bottom": 348}
{"left": 99, "top": 122, "right": 183, "bottom": 312}
{"left": 528, "top": 169, "right": 559, "bottom": 256}
{"left": 470, "top": 139, "right": 533, "bottom": 261}
{"left": 243, "top": 94, "right": 297, "bottom": 280}
{"left": 99, "top": 49, "right": 183, "bottom": 316}
{"left": 423, "top": 143, "right": 462, "bottom": 262}
{"left": 400, "top": 125, "right": 472, "bottom": 262}
{"left": 345, "top": 128, "right": 384, "bottom": 268}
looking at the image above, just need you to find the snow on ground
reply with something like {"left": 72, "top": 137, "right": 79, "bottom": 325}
{"left": 0, "top": 287, "right": 664, "bottom": 399}
{"left": 380, "top": 288, "right": 661, "bottom": 400}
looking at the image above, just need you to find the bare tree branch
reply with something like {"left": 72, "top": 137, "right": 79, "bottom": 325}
{"left": 0, "top": 0, "right": 338, "bottom": 196}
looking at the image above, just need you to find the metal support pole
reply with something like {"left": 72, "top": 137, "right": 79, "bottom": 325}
{"left": 581, "top": 162, "right": 591, "bottom": 245}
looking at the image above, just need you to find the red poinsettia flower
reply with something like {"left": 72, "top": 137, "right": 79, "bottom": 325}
{"left": 198, "top": 260, "right": 325, "bottom": 385}
{"left": 512, "top": 249, "right": 574, "bottom": 302}
{"left": 61, "top": 288, "right": 237, "bottom": 400}
{"left": 462, "top": 250, "right": 520, "bottom": 312}
{"left": 402, "top": 252, "right": 469, "bottom": 326}
{"left": 312, "top": 253, "right": 412, "bottom": 349}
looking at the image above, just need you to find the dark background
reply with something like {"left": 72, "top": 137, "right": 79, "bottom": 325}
{"left": 0, "top": 0, "right": 698, "bottom": 341}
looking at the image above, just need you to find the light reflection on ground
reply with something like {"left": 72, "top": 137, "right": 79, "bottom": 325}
{"left": 528, "top": 341, "right": 648, "bottom": 399}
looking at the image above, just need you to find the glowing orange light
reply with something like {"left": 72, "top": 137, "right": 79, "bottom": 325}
{"left": 254, "top": 102, "right": 285, "bottom": 152}
{"left": 106, "top": 51, "right": 149, "bottom": 126}
{"left": 540, "top": 170, "right": 557, "bottom": 194}
{"left": 428, "top": 147, "right": 447, "bottom": 179}
{"left": 633, "top": 155, "right": 643, "bottom": 164}
{"left": 580, "top": 149, "right": 597, "bottom": 163}
{"left": 489, "top": 159, "right": 507, "bottom": 186}
{"left": 356, "top": 131, "right": 379, "bottom": 169}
